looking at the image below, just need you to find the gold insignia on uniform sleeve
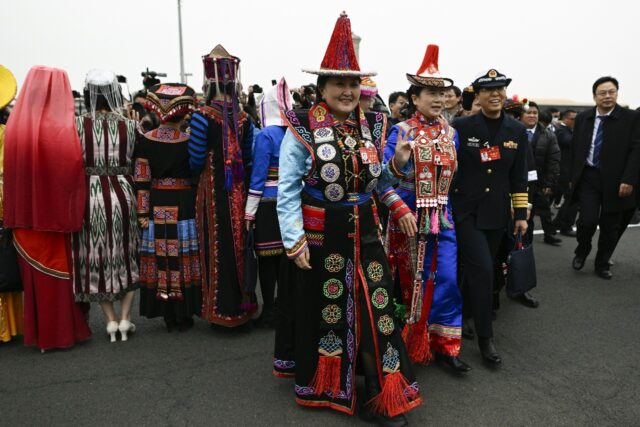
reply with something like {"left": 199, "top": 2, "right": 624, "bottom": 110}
{"left": 511, "top": 192, "right": 529, "bottom": 209}
{"left": 503, "top": 141, "right": 518, "bottom": 149}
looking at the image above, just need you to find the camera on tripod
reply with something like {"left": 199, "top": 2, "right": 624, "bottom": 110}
{"left": 141, "top": 68, "right": 167, "bottom": 89}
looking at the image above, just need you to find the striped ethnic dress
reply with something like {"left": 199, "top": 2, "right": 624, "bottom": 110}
{"left": 71, "top": 112, "right": 139, "bottom": 302}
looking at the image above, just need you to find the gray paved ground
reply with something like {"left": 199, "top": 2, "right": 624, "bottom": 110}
{"left": 1, "top": 228, "right": 639, "bottom": 426}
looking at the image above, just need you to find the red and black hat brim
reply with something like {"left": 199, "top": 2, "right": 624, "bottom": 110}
{"left": 406, "top": 73, "right": 454, "bottom": 88}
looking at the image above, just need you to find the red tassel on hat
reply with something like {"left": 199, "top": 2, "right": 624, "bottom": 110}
{"left": 416, "top": 45, "right": 439, "bottom": 76}
{"left": 309, "top": 355, "right": 342, "bottom": 396}
{"left": 366, "top": 372, "right": 419, "bottom": 417}
{"left": 319, "top": 11, "right": 361, "bottom": 72}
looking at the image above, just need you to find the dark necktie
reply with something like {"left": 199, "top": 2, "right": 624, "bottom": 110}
{"left": 592, "top": 116, "right": 605, "bottom": 167}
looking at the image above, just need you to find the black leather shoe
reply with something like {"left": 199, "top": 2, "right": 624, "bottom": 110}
{"left": 462, "top": 319, "right": 475, "bottom": 340}
{"left": 512, "top": 292, "right": 539, "bottom": 308}
{"left": 608, "top": 259, "right": 615, "bottom": 267}
{"left": 559, "top": 228, "right": 577, "bottom": 237}
{"left": 572, "top": 256, "right": 585, "bottom": 270}
{"left": 478, "top": 337, "right": 502, "bottom": 366}
{"left": 543, "top": 235, "right": 562, "bottom": 246}
{"left": 434, "top": 351, "right": 472, "bottom": 373}
{"left": 595, "top": 268, "right": 613, "bottom": 280}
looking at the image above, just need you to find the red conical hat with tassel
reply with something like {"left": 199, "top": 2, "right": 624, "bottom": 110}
{"left": 303, "top": 12, "right": 376, "bottom": 77}
{"left": 406, "top": 44, "right": 453, "bottom": 88}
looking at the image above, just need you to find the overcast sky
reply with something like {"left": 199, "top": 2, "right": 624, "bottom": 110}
{"left": 4, "top": 0, "right": 639, "bottom": 108}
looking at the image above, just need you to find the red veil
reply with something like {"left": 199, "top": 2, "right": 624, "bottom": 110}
{"left": 3, "top": 66, "right": 86, "bottom": 276}
{"left": 3, "top": 66, "right": 86, "bottom": 232}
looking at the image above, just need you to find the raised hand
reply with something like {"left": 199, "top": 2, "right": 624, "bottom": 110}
{"left": 393, "top": 128, "right": 414, "bottom": 169}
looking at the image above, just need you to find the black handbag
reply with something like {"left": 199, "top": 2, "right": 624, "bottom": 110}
{"left": 0, "top": 227, "right": 23, "bottom": 292}
{"left": 506, "top": 233, "right": 536, "bottom": 298}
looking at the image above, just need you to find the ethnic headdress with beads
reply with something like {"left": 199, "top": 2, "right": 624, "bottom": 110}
{"left": 145, "top": 83, "right": 195, "bottom": 123}
{"left": 406, "top": 45, "right": 453, "bottom": 88}
{"left": 202, "top": 44, "right": 240, "bottom": 83}
{"left": 302, "top": 12, "right": 376, "bottom": 77}
{"left": 201, "top": 43, "right": 241, "bottom": 114}
{"left": 84, "top": 69, "right": 124, "bottom": 119}
{"left": 360, "top": 77, "right": 378, "bottom": 97}
{"left": 504, "top": 95, "right": 530, "bottom": 118}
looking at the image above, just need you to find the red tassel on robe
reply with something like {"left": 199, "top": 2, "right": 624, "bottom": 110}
{"left": 309, "top": 355, "right": 342, "bottom": 397}
{"left": 366, "top": 371, "right": 419, "bottom": 417}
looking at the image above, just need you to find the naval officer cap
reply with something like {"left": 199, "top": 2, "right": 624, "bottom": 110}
{"left": 472, "top": 69, "right": 512, "bottom": 91}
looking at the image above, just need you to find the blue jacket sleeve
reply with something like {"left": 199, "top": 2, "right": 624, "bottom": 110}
{"left": 384, "top": 125, "right": 399, "bottom": 163}
{"left": 277, "top": 129, "right": 312, "bottom": 259}
{"left": 188, "top": 112, "right": 209, "bottom": 174}
{"left": 245, "top": 129, "right": 274, "bottom": 220}
{"left": 376, "top": 161, "right": 405, "bottom": 194}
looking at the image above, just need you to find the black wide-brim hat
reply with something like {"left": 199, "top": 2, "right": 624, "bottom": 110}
{"left": 472, "top": 69, "right": 512, "bottom": 90}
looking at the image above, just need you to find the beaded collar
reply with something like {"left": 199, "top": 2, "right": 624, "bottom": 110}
{"left": 309, "top": 102, "right": 373, "bottom": 154}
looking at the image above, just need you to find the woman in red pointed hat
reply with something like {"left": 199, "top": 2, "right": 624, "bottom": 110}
{"left": 382, "top": 45, "right": 471, "bottom": 374}
{"left": 277, "top": 12, "right": 421, "bottom": 425}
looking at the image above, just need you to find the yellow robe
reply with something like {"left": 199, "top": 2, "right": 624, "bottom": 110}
{"left": 0, "top": 123, "right": 24, "bottom": 342}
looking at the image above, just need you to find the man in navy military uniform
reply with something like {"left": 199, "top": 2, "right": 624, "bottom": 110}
{"left": 452, "top": 69, "right": 529, "bottom": 366}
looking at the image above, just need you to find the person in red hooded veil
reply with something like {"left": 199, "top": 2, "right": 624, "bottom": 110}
{"left": 3, "top": 66, "right": 92, "bottom": 351}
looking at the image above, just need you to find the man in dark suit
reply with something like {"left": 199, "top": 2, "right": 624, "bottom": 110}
{"left": 521, "top": 101, "right": 561, "bottom": 245}
{"left": 570, "top": 76, "right": 640, "bottom": 279}
{"left": 452, "top": 69, "right": 529, "bottom": 366}
{"left": 553, "top": 109, "right": 578, "bottom": 236}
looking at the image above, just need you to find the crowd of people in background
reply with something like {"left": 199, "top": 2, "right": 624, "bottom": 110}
{"left": 1, "top": 11, "right": 639, "bottom": 427}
